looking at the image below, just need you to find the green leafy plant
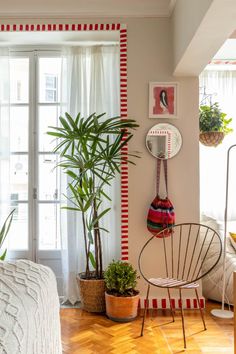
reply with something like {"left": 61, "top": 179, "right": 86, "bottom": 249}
{"left": 104, "top": 260, "right": 139, "bottom": 296}
{"left": 199, "top": 102, "right": 233, "bottom": 134}
{"left": 0, "top": 209, "right": 15, "bottom": 260}
{"left": 47, "top": 112, "right": 139, "bottom": 280}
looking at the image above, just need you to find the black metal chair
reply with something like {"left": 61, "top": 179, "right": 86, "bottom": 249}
{"left": 138, "top": 223, "right": 222, "bottom": 348}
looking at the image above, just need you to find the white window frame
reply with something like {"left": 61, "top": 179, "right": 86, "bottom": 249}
{"left": 8, "top": 48, "right": 62, "bottom": 266}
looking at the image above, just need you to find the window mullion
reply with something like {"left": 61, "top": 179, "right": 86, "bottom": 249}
{"left": 28, "top": 51, "right": 38, "bottom": 263}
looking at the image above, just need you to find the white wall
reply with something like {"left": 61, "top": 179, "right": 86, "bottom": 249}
{"left": 0, "top": 17, "right": 200, "bottom": 299}
{"left": 124, "top": 18, "right": 199, "bottom": 297}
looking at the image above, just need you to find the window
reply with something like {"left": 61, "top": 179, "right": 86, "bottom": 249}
{"left": 45, "top": 74, "right": 58, "bottom": 102}
{"left": 200, "top": 67, "right": 236, "bottom": 221}
{"left": 8, "top": 50, "right": 61, "bottom": 257}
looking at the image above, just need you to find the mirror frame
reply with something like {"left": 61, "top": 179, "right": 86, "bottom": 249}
{"left": 146, "top": 123, "right": 182, "bottom": 159}
{"left": 1, "top": 22, "right": 128, "bottom": 260}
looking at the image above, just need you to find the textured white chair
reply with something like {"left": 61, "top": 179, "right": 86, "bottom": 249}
{"left": 0, "top": 260, "right": 62, "bottom": 354}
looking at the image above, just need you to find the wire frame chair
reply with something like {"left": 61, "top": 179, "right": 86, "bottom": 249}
{"left": 138, "top": 223, "right": 222, "bottom": 348}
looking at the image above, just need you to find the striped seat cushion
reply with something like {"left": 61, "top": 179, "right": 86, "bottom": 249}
{"left": 149, "top": 277, "right": 199, "bottom": 289}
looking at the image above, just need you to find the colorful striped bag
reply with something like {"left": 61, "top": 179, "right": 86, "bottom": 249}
{"left": 147, "top": 159, "right": 175, "bottom": 237}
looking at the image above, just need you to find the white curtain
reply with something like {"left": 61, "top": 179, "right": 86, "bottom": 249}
{"left": 200, "top": 69, "right": 236, "bottom": 221}
{"left": 0, "top": 48, "right": 10, "bottom": 226}
{"left": 60, "top": 45, "right": 120, "bottom": 304}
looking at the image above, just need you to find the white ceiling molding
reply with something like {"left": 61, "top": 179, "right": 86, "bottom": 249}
{"left": 0, "top": 0, "right": 176, "bottom": 18}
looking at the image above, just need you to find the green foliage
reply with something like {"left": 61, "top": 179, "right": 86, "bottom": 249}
{"left": 0, "top": 209, "right": 15, "bottom": 260}
{"left": 199, "top": 102, "right": 233, "bottom": 134}
{"left": 47, "top": 112, "right": 139, "bottom": 279}
{"left": 104, "top": 260, "right": 138, "bottom": 296}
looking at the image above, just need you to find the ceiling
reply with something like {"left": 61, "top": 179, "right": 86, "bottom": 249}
{"left": 0, "top": 0, "right": 176, "bottom": 18}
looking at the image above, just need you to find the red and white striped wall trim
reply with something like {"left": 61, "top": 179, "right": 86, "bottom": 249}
{"left": 119, "top": 26, "right": 128, "bottom": 261}
{"left": 0, "top": 23, "right": 124, "bottom": 32}
{"left": 210, "top": 59, "right": 236, "bottom": 65}
{"left": 1, "top": 22, "right": 128, "bottom": 260}
{"left": 139, "top": 297, "right": 205, "bottom": 309}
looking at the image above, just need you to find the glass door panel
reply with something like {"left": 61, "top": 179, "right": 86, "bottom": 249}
{"left": 10, "top": 154, "right": 28, "bottom": 200}
{"left": 38, "top": 154, "right": 59, "bottom": 200}
{"left": 38, "top": 105, "right": 59, "bottom": 151}
{"left": 10, "top": 106, "right": 29, "bottom": 152}
{"left": 10, "top": 57, "right": 29, "bottom": 104}
{"left": 38, "top": 203, "right": 60, "bottom": 250}
{"left": 7, "top": 203, "right": 28, "bottom": 250}
{"left": 38, "top": 57, "right": 61, "bottom": 103}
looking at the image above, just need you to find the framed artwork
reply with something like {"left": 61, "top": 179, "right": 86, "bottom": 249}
{"left": 149, "top": 82, "right": 178, "bottom": 118}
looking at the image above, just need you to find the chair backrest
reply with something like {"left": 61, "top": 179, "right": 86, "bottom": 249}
{"left": 138, "top": 223, "right": 222, "bottom": 287}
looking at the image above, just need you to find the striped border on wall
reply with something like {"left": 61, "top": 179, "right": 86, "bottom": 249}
{"left": 119, "top": 26, "right": 129, "bottom": 261}
{"left": 210, "top": 59, "right": 236, "bottom": 65}
{"left": 0, "top": 23, "right": 122, "bottom": 32}
{"left": 139, "top": 297, "right": 205, "bottom": 309}
{"left": 0, "top": 22, "right": 128, "bottom": 260}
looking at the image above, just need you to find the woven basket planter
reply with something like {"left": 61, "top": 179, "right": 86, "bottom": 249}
{"left": 77, "top": 273, "right": 105, "bottom": 313}
{"left": 199, "top": 132, "right": 225, "bottom": 147}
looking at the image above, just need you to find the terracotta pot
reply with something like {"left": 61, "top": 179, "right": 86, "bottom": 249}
{"left": 77, "top": 273, "right": 105, "bottom": 313}
{"left": 105, "top": 292, "right": 140, "bottom": 322}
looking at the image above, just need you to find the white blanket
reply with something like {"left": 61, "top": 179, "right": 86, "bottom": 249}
{"left": 201, "top": 218, "right": 236, "bottom": 305}
{"left": 0, "top": 260, "right": 62, "bottom": 354}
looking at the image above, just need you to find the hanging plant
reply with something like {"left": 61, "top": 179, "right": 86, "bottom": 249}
{"left": 199, "top": 102, "right": 233, "bottom": 147}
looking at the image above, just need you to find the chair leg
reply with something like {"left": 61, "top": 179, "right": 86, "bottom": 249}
{"left": 179, "top": 288, "right": 186, "bottom": 349}
{"left": 195, "top": 288, "right": 207, "bottom": 330}
{"left": 167, "top": 288, "right": 175, "bottom": 322}
{"left": 141, "top": 284, "right": 150, "bottom": 336}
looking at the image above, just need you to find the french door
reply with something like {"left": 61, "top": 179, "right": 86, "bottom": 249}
{"left": 8, "top": 49, "right": 63, "bottom": 293}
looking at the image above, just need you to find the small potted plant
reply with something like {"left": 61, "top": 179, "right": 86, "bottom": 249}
{"left": 199, "top": 102, "right": 233, "bottom": 146}
{"left": 104, "top": 260, "right": 139, "bottom": 322}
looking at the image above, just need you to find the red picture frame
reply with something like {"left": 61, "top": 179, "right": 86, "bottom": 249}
{"left": 149, "top": 82, "right": 178, "bottom": 118}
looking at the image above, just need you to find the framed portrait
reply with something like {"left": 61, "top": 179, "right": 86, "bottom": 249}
{"left": 149, "top": 82, "right": 178, "bottom": 118}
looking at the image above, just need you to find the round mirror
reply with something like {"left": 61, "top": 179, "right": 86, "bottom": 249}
{"left": 146, "top": 123, "right": 182, "bottom": 159}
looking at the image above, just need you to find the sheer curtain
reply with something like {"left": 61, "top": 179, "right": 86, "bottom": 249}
{"left": 200, "top": 68, "right": 236, "bottom": 221}
{"left": 0, "top": 48, "right": 10, "bottom": 226}
{"left": 60, "top": 45, "right": 120, "bottom": 304}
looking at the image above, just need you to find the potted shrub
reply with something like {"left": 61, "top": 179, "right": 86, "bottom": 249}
{"left": 199, "top": 102, "right": 233, "bottom": 146}
{"left": 48, "top": 113, "right": 139, "bottom": 312}
{"left": 104, "top": 260, "right": 139, "bottom": 322}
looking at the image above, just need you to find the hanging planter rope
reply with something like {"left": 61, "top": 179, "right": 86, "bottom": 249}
{"left": 199, "top": 131, "right": 225, "bottom": 147}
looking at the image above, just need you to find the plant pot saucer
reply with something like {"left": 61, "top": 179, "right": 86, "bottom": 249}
{"left": 199, "top": 131, "right": 225, "bottom": 147}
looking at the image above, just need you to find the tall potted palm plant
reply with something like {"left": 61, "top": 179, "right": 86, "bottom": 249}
{"left": 48, "top": 112, "right": 139, "bottom": 312}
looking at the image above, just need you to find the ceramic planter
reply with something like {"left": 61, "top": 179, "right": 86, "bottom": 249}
{"left": 105, "top": 292, "right": 139, "bottom": 322}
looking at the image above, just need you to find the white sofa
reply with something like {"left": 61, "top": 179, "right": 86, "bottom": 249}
{"left": 0, "top": 260, "right": 62, "bottom": 354}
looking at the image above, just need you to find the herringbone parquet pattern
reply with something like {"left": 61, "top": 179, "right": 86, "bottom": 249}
{"left": 60, "top": 301, "right": 233, "bottom": 353}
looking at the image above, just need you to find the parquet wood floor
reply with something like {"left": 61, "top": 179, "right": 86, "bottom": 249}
{"left": 60, "top": 300, "right": 234, "bottom": 353}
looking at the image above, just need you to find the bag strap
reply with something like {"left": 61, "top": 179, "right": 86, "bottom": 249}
{"left": 156, "top": 158, "right": 168, "bottom": 197}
